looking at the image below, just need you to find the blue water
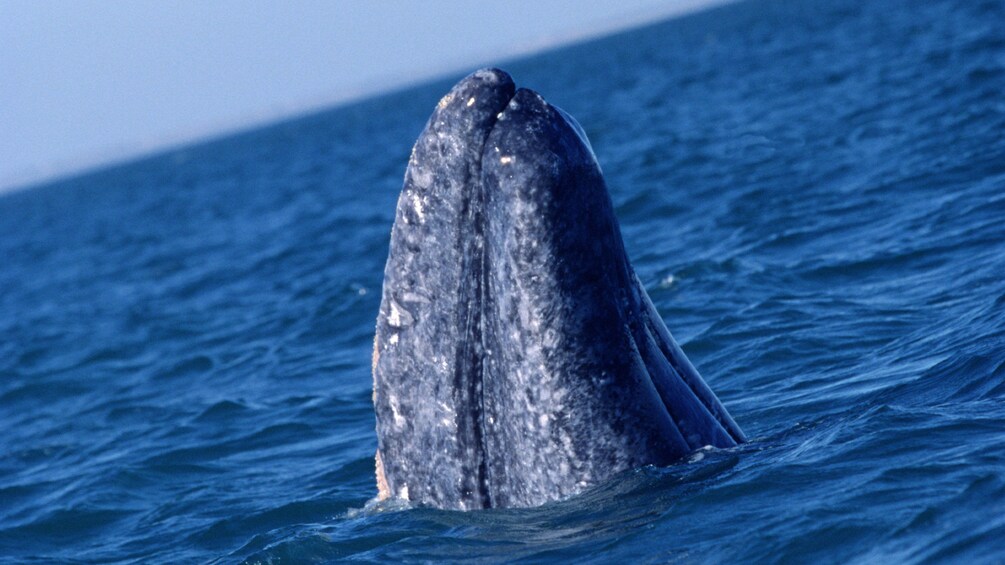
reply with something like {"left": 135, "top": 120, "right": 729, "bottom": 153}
{"left": 2, "top": 0, "right": 1004, "bottom": 562}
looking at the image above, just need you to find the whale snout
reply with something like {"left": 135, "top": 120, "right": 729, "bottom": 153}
{"left": 373, "top": 68, "right": 743, "bottom": 510}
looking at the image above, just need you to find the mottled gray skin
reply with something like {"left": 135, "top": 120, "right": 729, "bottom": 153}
{"left": 373, "top": 69, "right": 744, "bottom": 511}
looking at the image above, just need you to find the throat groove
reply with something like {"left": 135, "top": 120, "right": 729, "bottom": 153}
{"left": 453, "top": 96, "right": 513, "bottom": 508}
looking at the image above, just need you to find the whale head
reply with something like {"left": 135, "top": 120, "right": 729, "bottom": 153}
{"left": 372, "top": 68, "right": 743, "bottom": 510}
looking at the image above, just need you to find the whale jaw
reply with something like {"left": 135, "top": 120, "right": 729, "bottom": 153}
{"left": 373, "top": 68, "right": 743, "bottom": 510}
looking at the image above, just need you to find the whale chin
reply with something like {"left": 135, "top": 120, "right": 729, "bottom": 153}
{"left": 372, "top": 68, "right": 744, "bottom": 510}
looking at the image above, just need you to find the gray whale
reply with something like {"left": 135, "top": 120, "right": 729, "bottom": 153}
{"left": 372, "top": 68, "right": 744, "bottom": 510}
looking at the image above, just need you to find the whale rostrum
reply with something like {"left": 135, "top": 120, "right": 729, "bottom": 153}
{"left": 372, "top": 68, "right": 744, "bottom": 510}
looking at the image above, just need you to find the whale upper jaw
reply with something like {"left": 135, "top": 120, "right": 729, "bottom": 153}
{"left": 373, "top": 68, "right": 744, "bottom": 510}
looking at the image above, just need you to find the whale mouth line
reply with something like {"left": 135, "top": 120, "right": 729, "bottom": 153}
{"left": 451, "top": 82, "right": 517, "bottom": 510}
{"left": 449, "top": 82, "right": 591, "bottom": 508}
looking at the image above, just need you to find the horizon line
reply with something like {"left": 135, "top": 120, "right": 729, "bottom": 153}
{"left": 0, "top": 0, "right": 735, "bottom": 196}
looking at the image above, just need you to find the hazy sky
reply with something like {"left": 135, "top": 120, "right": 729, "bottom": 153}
{"left": 1, "top": 0, "right": 725, "bottom": 191}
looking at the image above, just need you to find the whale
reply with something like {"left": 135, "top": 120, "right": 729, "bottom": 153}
{"left": 372, "top": 68, "right": 744, "bottom": 510}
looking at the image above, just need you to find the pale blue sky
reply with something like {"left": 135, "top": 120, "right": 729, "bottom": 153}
{"left": 0, "top": 0, "right": 725, "bottom": 191}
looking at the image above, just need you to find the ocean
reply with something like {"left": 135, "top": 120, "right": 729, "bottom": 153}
{"left": 2, "top": 0, "right": 1004, "bottom": 562}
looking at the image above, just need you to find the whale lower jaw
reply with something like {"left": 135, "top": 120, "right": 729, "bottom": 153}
{"left": 373, "top": 68, "right": 744, "bottom": 510}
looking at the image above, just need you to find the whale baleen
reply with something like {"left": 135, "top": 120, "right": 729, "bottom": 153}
{"left": 372, "top": 68, "right": 744, "bottom": 510}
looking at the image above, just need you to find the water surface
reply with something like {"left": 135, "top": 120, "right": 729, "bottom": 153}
{"left": 2, "top": 0, "right": 1004, "bottom": 562}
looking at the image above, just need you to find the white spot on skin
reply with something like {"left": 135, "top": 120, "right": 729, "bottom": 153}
{"left": 437, "top": 93, "right": 454, "bottom": 109}
{"left": 500, "top": 156, "right": 514, "bottom": 164}
{"left": 387, "top": 299, "right": 413, "bottom": 328}
{"left": 389, "top": 395, "right": 405, "bottom": 427}
{"left": 400, "top": 292, "right": 430, "bottom": 304}
{"left": 389, "top": 333, "right": 399, "bottom": 345}
{"left": 467, "top": 96, "right": 476, "bottom": 107}
{"left": 411, "top": 193, "right": 425, "bottom": 222}
{"left": 437, "top": 402, "right": 456, "bottom": 430}
{"left": 409, "top": 166, "right": 433, "bottom": 188}
{"left": 473, "top": 69, "right": 499, "bottom": 82}
{"left": 399, "top": 485, "right": 410, "bottom": 500}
